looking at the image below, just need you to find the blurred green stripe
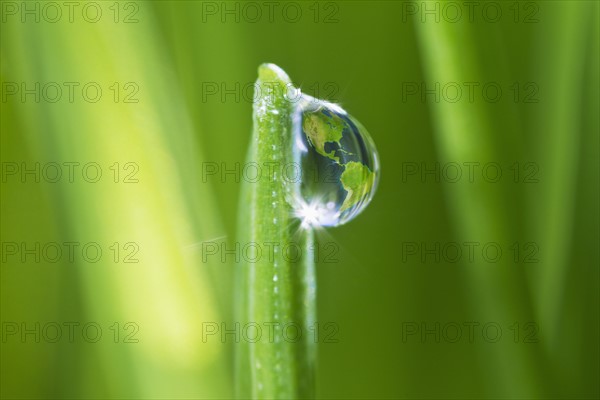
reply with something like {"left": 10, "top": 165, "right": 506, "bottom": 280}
{"left": 1, "top": 5, "right": 228, "bottom": 398}
{"left": 414, "top": 13, "right": 542, "bottom": 398}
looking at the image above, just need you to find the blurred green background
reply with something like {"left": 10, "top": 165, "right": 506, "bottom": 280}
{"left": 1, "top": 1, "right": 598, "bottom": 399}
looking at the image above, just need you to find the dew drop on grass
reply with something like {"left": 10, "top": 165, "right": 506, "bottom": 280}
{"left": 290, "top": 94, "right": 380, "bottom": 228}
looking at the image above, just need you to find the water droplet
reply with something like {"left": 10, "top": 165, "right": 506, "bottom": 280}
{"left": 290, "top": 95, "right": 380, "bottom": 228}
{"left": 273, "top": 274, "right": 278, "bottom": 282}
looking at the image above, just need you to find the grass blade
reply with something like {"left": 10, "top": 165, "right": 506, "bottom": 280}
{"left": 236, "top": 64, "right": 316, "bottom": 399}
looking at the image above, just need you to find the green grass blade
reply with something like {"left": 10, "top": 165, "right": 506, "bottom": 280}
{"left": 414, "top": 19, "right": 541, "bottom": 397}
{"left": 236, "top": 64, "right": 316, "bottom": 399}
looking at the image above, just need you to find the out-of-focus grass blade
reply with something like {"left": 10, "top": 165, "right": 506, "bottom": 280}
{"left": 525, "top": 3, "right": 597, "bottom": 394}
{"left": 1, "top": 8, "right": 228, "bottom": 399}
{"left": 414, "top": 17, "right": 542, "bottom": 398}
{"left": 527, "top": 2, "right": 592, "bottom": 345}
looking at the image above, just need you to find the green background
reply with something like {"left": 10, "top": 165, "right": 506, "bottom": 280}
{"left": 1, "top": 1, "right": 598, "bottom": 398}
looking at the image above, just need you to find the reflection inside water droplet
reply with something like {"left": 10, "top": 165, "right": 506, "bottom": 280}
{"left": 290, "top": 94, "right": 380, "bottom": 228}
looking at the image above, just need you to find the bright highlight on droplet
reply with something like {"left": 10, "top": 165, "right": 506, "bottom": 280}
{"left": 290, "top": 94, "right": 380, "bottom": 228}
{"left": 294, "top": 198, "right": 338, "bottom": 229}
